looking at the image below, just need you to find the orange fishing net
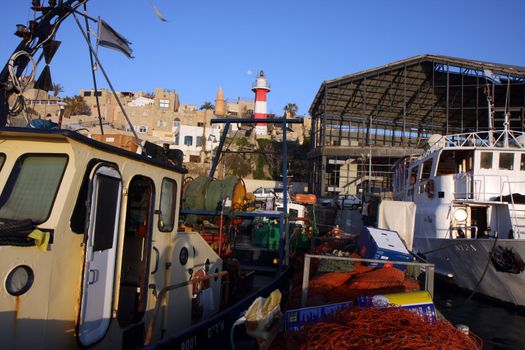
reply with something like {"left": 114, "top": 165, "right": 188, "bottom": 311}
{"left": 276, "top": 308, "right": 482, "bottom": 350}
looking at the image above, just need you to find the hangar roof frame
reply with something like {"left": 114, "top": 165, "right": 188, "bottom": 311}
{"left": 309, "top": 54, "right": 525, "bottom": 134}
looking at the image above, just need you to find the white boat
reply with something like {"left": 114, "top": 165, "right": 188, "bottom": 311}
{"left": 393, "top": 128, "right": 525, "bottom": 306}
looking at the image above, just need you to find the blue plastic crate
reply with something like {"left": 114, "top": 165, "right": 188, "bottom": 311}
{"left": 358, "top": 227, "right": 412, "bottom": 270}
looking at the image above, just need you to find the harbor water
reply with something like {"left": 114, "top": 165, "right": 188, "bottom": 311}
{"left": 434, "top": 279, "right": 525, "bottom": 350}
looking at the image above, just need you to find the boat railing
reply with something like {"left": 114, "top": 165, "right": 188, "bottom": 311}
{"left": 421, "top": 130, "right": 525, "bottom": 160}
{"left": 454, "top": 174, "right": 525, "bottom": 202}
{"left": 144, "top": 270, "right": 229, "bottom": 346}
{"left": 300, "top": 254, "right": 435, "bottom": 307}
{"left": 448, "top": 225, "right": 479, "bottom": 239}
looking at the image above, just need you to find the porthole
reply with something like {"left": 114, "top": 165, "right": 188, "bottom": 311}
{"left": 179, "top": 247, "right": 189, "bottom": 266}
{"left": 6, "top": 265, "right": 34, "bottom": 296}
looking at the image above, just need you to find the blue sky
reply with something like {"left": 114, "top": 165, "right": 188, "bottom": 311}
{"left": 1, "top": 0, "right": 524, "bottom": 116}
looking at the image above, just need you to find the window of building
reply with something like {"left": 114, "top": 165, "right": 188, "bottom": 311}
{"left": 173, "top": 118, "right": 180, "bottom": 128}
{"left": 0, "top": 154, "right": 68, "bottom": 223}
{"left": 196, "top": 136, "right": 203, "bottom": 147}
{"left": 174, "top": 135, "right": 179, "bottom": 145}
{"left": 83, "top": 91, "right": 92, "bottom": 97}
{"left": 499, "top": 153, "right": 514, "bottom": 170}
{"left": 184, "top": 136, "right": 193, "bottom": 146}
{"left": 197, "top": 122, "right": 204, "bottom": 127}
{"left": 94, "top": 91, "right": 102, "bottom": 97}
{"left": 480, "top": 152, "right": 493, "bottom": 169}
{"left": 158, "top": 178, "right": 177, "bottom": 232}
{"left": 156, "top": 120, "right": 167, "bottom": 128}
{"left": 138, "top": 126, "right": 148, "bottom": 133}
{"left": 160, "top": 99, "right": 170, "bottom": 108}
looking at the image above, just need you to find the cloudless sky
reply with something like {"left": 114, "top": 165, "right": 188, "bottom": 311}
{"left": 1, "top": 0, "right": 524, "bottom": 116}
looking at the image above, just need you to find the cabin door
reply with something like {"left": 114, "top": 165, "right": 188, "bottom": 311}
{"left": 78, "top": 165, "right": 122, "bottom": 346}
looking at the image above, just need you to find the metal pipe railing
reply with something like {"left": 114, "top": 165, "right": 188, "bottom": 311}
{"left": 300, "top": 254, "right": 435, "bottom": 308}
{"left": 144, "top": 270, "right": 229, "bottom": 346}
{"left": 449, "top": 225, "right": 478, "bottom": 239}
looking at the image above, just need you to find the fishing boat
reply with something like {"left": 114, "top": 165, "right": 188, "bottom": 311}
{"left": 393, "top": 126, "right": 525, "bottom": 306}
{"left": 0, "top": 2, "right": 298, "bottom": 349}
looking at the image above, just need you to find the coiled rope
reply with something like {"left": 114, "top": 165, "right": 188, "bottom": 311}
{"left": 7, "top": 50, "right": 36, "bottom": 118}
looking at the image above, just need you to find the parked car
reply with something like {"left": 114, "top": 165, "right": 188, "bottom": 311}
{"left": 336, "top": 194, "right": 361, "bottom": 210}
{"left": 318, "top": 197, "right": 336, "bottom": 207}
{"left": 252, "top": 187, "right": 284, "bottom": 201}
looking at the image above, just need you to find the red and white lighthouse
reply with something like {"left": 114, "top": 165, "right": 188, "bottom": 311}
{"left": 252, "top": 70, "right": 271, "bottom": 135}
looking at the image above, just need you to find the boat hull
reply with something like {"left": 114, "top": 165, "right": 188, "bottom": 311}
{"left": 414, "top": 237, "right": 525, "bottom": 306}
{"left": 150, "top": 266, "right": 292, "bottom": 350}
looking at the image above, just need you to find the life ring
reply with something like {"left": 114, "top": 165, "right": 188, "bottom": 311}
{"left": 425, "top": 179, "right": 435, "bottom": 198}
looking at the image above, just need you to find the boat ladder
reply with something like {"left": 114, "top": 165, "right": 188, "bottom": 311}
{"left": 503, "top": 179, "right": 525, "bottom": 239}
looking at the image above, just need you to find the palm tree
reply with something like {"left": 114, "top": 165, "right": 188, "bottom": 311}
{"left": 284, "top": 103, "right": 298, "bottom": 117}
{"left": 200, "top": 101, "right": 214, "bottom": 110}
{"left": 63, "top": 95, "right": 91, "bottom": 116}
{"left": 52, "top": 83, "right": 64, "bottom": 97}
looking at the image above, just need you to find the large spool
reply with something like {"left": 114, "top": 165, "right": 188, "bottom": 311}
{"left": 183, "top": 176, "right": 246, "bottom": 212}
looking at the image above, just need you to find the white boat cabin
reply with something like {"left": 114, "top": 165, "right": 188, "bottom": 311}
{"left": 393, "top": 130, "right": 525, "bottom": 241}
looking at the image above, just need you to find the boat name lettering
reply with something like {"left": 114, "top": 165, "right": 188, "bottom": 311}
{"left": 454, "top": 244, "right": 477, "bottom": 252}
{"left": 180, "top": 335, "right": 197, "bottom": 350}
{"left": 207, "top": 320, "right": 225, "bottom": 339}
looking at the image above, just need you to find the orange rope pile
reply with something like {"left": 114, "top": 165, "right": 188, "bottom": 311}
{"left": 291, "top": 308, "right": 482, "bottom": 350}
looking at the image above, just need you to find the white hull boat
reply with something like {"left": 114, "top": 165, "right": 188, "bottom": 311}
{"left": 394, "top": 129, "right": 525, "bottom": 306}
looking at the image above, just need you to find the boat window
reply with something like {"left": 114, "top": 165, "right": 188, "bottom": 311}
{"left": 420, "top": 159, "right": 433, "bottom": 180}
{"left": 70, "top": 160, "right": 119, "bottom": 234}
{"left": 158, "top": 178, "right": 177, "bottom": 232}
{"left": 0, "top": 153, "right": 5, "bottom": 170}
{"left": 436, "top": 150, "right": 473, "bottom": 175}
{"left": 92, "top": 175, "right": 121, "bottom": 251}
{"left": 480, "top": 152, "right": 493, "bottom": 169}
{"left": 499, "top": 153, "right": 514, "bottom": 170}
{"left": 0, "top": 154, "right": 68, "bottom": 223}
{"left": 289, "top": 208, "right": 299, "bottom": 221}
{"left": 409, "top": 166, "right": 418, "bottom": 185}
{"left": 521, "top": 154, "right": 525, "bottom": 171}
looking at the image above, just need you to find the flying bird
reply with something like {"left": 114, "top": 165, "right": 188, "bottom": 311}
{"left": 148, "top": 0, "right": 168, "bottom": 22}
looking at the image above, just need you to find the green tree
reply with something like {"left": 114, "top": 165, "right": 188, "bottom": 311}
{"left": 63, "top": 95, "right": 91, "bottom": 117}
{"left": 200, "top": 101, "right": 214, "bottom": 110}
{"left": 224, "top": 153, "right": 251, "bottom": 178}
{"left": 52, "top": 83, "right": 64, "bottom": 97}
{"left": 284, "top": 103, "right": 298, "bottom": 117}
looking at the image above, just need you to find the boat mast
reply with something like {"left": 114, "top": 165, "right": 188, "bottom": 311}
{"left": 485, "top": 82, "right": 495, "bottom": 146}
{"left": 0, "top": 0, "right": 87, "bottom": 127}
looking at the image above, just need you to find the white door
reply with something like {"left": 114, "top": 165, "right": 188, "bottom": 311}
{"left": 78, "top": 166, "right": 122, "bottom": 346}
